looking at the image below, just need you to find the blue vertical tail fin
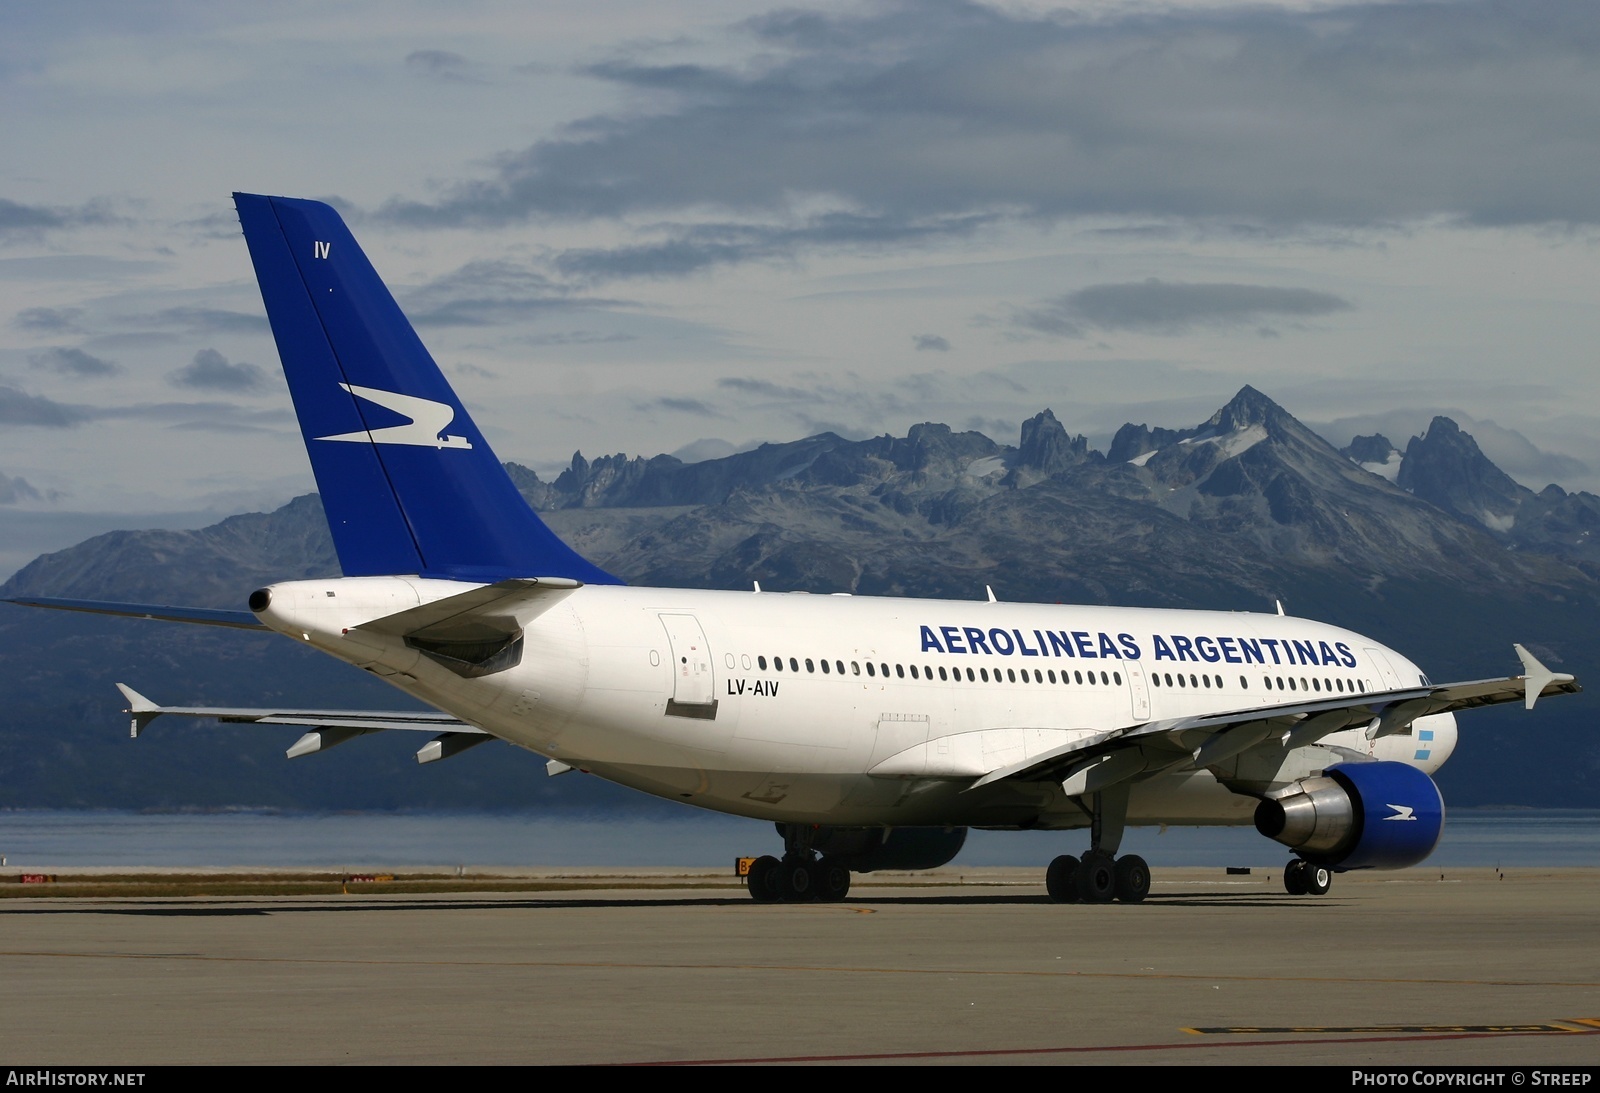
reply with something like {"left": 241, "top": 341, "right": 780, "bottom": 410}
{"left": 234, "top": 192, "right": 620, "bottom": 585}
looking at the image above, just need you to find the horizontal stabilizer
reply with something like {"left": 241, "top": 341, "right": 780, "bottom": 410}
{"left": 355, "top": 577, "right": 580, "bottom": 638}
{"left": 115, "top": 683, "right": 479, "bottom": 738}
{"left": 12, "top": 597, "right": 267, "bottom": 630}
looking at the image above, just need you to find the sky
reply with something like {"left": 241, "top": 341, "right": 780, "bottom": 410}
{"left": 3, "top": 0, "right": 1599, "bottom": 577}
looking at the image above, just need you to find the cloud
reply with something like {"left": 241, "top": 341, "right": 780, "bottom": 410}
{"left": 553, "top": 212, "right": 992, "bottom": 281}
{"left": 29, "top": 346, "right": 119, "bottom": 378}
{"left": 646, "top": 396, "right": 723, "bottom": 417}
{"left": 913, "top": 334, "right": 951, "bottom": 352}
{"left": 400, "top": 259, "right": 616, "bottom": 326}
{"left": 519, "top": 331, "right": 636, "bottom": 346}
{"left": 95, "top": 401, "right": 294, "bottom": 426}
{"left": 147, "top": 307, "right": 269, "bottom": 335}
{"left": 670, "top": 438, "right": 740, "bottom": 463}
{"left": 717, "top": 376, "right": 813, "bottom": 401}
{"left": 0, "top": 385, "right": 89, "bottom": 427}
{"left": 0, "top": 471, "right": 43, "bottom": 505}
{"left": 0, "top": 197, "right": 114, "bottom": 239}
{"left": 13, "top": 307, "right": 85, "bottom": 333}
{"left": 167, "top": 348, "right": 266, "bottom": 391}
{"left": 1012, "top": 279, "right": 1353, "bottom": 337}
{"left": 378, "top": 0, "right": 1600, "bottom": 260}
{"left": 405, "top": 50, "right": 485, "bottom": 83}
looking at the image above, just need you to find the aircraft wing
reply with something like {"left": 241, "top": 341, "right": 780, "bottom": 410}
{"left": 115, "top": 684, "right": 490, "bottom": 764}
{"left": 7, "top": 596, "right": 268, "bottom": 630}
{"left": 969, "top": 644, "right": 1579, "bottom": 793}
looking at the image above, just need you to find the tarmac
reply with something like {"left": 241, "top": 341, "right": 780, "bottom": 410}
{"left": 1, "top": 866, "right": 1597, "bottom": 1066}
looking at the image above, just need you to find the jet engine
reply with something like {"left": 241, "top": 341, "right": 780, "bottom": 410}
{"left": 804, "top": 825, "right": 969, "bottom": 872}
{"left": 1254, "top": 761, "right": 1444, "bottom": 870}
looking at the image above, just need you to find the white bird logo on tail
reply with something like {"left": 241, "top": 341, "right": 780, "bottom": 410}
{"left": 315, "top": 384, "right": 472, "bottom": 449}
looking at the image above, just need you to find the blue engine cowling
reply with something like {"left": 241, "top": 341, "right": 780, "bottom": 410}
{"left": 802, "top": 826, "right": 968, "bottom": 872}
{"left": 1253, "top": 761, "right": 1444, "bottom": 870}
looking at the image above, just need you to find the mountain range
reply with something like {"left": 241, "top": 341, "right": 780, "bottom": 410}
{"left": 1, "top": 386, "right": 1594, "bottom": 812}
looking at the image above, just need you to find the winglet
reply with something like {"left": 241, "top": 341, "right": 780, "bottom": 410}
{"left": 1513, "top": 644, "right": 1572, "bottom": 711}
{"left": 115, "top": 683, "right": 163, "bottom": 740}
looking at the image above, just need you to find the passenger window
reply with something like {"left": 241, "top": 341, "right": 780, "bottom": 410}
{"left": 852, "top": 661, "right": 861, "bottom": 676}
{"left": 820, "top": 658, "right": 830, "bottom": 674}
{"left": 836, "top": 660, "right": 845, "bottom": 675}
{"left": 895, "top": 664, "right": 905, "bottom": 679}
{"left": 759, "top": 656, "right": 767, "bottom": 670}
{"left": 1113, "top": 672, "right": 1122, "bottom": 685}
{"left": 938, "top": 666, "right": 948, "bottom": 681}
{"left": 805, "top": 658, "right": 815, "bottom": 673}
{"left": 866, "top": 662, "right": 876, "bottom": 677}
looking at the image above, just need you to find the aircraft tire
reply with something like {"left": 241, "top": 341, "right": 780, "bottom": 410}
{"left": 749, "top": 855, "right": 782, "bottom": 902}
{"left": 816, "top": 858, "right": 851, "bottom": 902}
{"left": 1283, "top": 859, "right": 1309, "bottom": 895}
{"left": 1113, "top": 854, "right": 1151, "bottom": 903}
{"left": 1304, "top": 863, "right": 1333, "bottom": 896}
{"left": 1045, "top": 854, "right": 1080, "bottom": 903}
{"left": 1076, "top": 852, "right": 1117, "bottom": 903}
{"left": 782, "top": 857, "right": 815, "bottom": 901}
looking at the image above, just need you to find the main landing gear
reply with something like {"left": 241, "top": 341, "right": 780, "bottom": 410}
{"left": 1045, "top": 786, "right": 1151, "bottom": 904}
{"left": 747, "top": 854, "right": 851, "bottom": 902}
{"left": 1283, "top": 858, "right": 1333, "bottom": 896}
{"left": 746, "top": 825, "right": 851, "bottom": 903}
{"left": 1045, "top": 851, "right": 1151, "bottom": 904}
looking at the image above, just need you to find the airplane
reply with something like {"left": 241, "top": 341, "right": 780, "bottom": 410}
{"left": 11, "top": 193, "right": 1581, "bottom": 905}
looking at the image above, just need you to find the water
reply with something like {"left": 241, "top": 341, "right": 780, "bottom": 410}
{"left": 0, "top": 809, "right": 1594, "bottom": 870}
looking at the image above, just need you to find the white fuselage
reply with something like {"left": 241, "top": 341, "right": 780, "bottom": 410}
{"left": 256, "top": 577, "right": 1458, "bottom": 831}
